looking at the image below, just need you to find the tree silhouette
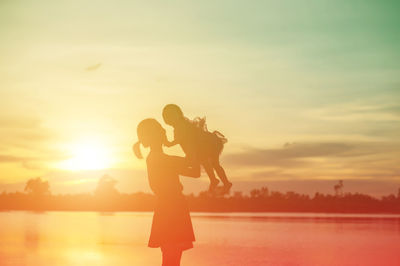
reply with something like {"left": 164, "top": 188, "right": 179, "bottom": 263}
{"left": 233, "top": 191, "right": 243, "bottom": 199}
{"left": 250, "top": 188, "right": 260, "bottom": 198}
{"left": 250, "top": 187, "right": 268, "bottom": 198}
{"left": 334, "top": 180, "right": 344, "bottom": 197}
{"left": 1, "top": 183, "right": 400, "bottom": 212}
{"left": 260, "top": 187, "right": 269, "bottom": 198}
{"left": 24, "top": 177, "right": 50, "bottom": 196}
{"left": 94, "top": 174, "right": 119, "bottom": 197}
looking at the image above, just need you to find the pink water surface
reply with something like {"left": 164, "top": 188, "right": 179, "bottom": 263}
{"left": 0, "top": 212, "right": 399, "bottom": 266}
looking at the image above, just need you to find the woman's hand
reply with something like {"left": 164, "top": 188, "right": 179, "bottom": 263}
{"left": 185, "top": 162, "right": 201, "bottom": 178}
{"left": 173, "top": 156, "right": 201, "bottom": 178}
{"left": 163, "top": 140, "right": 177, "bottom": 147}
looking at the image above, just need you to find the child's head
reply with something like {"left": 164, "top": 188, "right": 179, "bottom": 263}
{"left": 133, "top": 118, "right": 166, "bottom": 159}
{"left": 162, "top": 104, "right": 184, "bottom": 126}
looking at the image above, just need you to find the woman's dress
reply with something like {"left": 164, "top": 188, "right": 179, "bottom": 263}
{"left": 146, "top": 151, "right": 195, "bottom": 250}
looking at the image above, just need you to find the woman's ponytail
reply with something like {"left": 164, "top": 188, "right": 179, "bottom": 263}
{"left": 133, "top": 141, "right": 143, "bottom": 159}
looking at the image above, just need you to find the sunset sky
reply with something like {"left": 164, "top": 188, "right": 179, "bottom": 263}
{"left": 1, "top": 0, "right": 399, "bottom": 196}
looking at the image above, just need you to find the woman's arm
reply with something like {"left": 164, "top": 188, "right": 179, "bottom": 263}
{"left": 164, "top": 139, "right": 178, "bottom": 147}
{"left": 164, "top": 128, "right": 182, "bottom": 147}
{"left": 172, "top": 156, "right": 200, "bottom": 178}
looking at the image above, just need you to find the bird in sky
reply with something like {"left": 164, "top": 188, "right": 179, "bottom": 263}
{"left": 85, "top": 63, "right": 102, "bottom": 71}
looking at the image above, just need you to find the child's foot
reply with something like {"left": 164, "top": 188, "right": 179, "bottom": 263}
{"left": 208, "top": 179, "right": 220, "bottom": 191}
{"left": 222, "top": 182, "right": 232, "bottom": 193}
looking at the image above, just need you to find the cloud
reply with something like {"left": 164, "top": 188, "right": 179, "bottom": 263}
{"left": 0, "top": 115, "right": 67, "bottom": 170}
{"left": 0, "top": 116, "right": 41, "bottom": 129}
{"left": 0, "top": 154, "right": 44, "bottom": 170}
{"left": 223, "top": 142, "right": 376, "bottom": 167}
{"left": 0, "top": 155, "right": 30, "bottom": 163}
{"left": 0, "top": 115, "right": 58, "bottom": 150}
{"left": 222, "top": 141, "right": 400, "bottom": 183}
{"left": 250, "top": 169, "right": 297, "bottom": 180}
{"left": 0, "top": 153, "right": 69, "bottom": 170}
{"left": 305, "top": 102, "right": 400, "bottom": 122}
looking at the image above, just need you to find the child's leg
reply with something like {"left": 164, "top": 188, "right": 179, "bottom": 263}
{"left": 201, "top": 159, "right": 219, "bottom": 189}
{"left": 210, "top": 155, "right": 231, "bottom": 187}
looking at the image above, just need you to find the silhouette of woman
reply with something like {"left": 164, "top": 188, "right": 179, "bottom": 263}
{"left": 133, "top": 118, "right": 200, "bottom": 266}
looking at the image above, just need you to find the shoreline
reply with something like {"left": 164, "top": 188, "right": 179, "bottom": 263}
{"left": 1, "top": 210, "right": 400, "bottom": 216}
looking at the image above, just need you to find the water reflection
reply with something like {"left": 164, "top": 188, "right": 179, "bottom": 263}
{"left": 24, "top": 219, "right": 39, "bottom": 251}
{"left": 0, "top": 211, "right": 399, "bottom": 266}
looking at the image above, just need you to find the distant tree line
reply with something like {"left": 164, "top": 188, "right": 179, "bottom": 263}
{"left": 0, "top": 176, "right": 399, "bottom": 213}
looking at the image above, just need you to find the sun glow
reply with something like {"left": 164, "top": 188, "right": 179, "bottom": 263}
{"left": 59, "top": 140, "right": 112, "bottom": 171}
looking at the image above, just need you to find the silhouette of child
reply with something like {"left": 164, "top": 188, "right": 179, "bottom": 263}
{"left": 162, "top": 104, "right": 232, "bottom": 192}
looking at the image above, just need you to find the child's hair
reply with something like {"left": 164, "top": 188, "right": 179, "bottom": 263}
{"left": 133, "top": 118, "right": 166, "bottom": 159}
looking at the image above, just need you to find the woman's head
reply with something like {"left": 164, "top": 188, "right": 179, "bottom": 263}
{"left": 133, "top": 118, "right": 166, "bottom": 159}
{"left": 162, "top": 104, "right": 184, "bottom": 126}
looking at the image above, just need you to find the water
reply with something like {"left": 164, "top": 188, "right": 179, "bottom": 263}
{"left": 0, "top": 212, "right": 399, "bottom": 266}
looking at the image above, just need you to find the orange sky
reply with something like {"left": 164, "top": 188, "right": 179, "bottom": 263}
{"left": 1, "top": 0, "right": 399, "bottom": 196}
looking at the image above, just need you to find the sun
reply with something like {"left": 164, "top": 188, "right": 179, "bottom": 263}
{"left": 59, "top": 140, "right": 112, "bottom": 171}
